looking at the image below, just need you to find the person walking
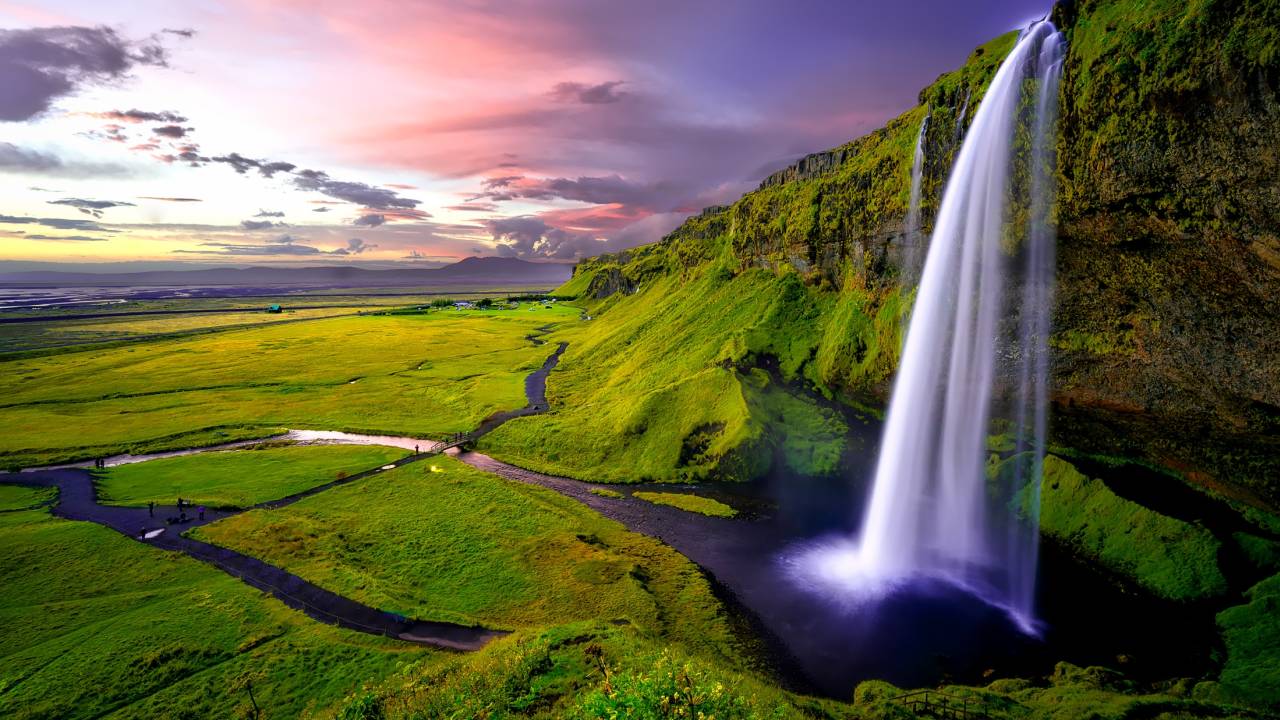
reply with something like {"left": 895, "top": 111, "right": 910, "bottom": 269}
{"left": 198, "top": 506, "right": 205, "bottom": 521}
{"left": 148, "top": 501, "right": 154, "bottom": 517}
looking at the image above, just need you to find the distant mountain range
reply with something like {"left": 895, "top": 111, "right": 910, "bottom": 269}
{"left": 0, "top": 256, "right": 573, "bottom": 288}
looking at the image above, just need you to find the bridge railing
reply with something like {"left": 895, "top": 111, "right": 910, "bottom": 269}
{"left": 890, "top": 689, "right": 987, "bottom": 719}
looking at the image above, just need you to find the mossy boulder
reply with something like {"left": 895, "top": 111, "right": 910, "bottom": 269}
{"left": 1026, "top": 455, "right": 1227, "bottom": 600}
{"left": 1215, "top": 572, "right": 1280, "bottom": 709}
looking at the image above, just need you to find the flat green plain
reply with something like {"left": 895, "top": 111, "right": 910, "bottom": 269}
{"left": 0, "top": 507, "right": 423, "bottom": 719}
{"left": 0, "top": 306, "right": 578, "bottom": 469}
{"left": 98, "top": 444, "right": 407, "bottom": 508}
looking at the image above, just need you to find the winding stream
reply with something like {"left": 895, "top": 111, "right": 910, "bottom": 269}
{"left": 0, "top": 330, "right": 1235, "bottom": 694}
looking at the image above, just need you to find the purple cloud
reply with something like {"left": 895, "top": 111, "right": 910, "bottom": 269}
{"left": 47, "top": 197, "right": 135, "bottom": 217}
{"left": 152, "top": 124, "right": 190, "bottom": 138}
{"left": 487, "top": 215, "right": 621, "bottom": 260}
{"left": 0, "top": 26, "right": 175, "bottom": 122}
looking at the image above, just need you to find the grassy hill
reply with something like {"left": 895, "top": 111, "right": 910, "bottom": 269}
{"left": 482, "top": 0, "right": 1280, "bottom": 511}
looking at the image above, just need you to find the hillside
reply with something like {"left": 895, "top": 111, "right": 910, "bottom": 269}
{"left": 481, "top": 0, "right": 1280, "bottom": 510}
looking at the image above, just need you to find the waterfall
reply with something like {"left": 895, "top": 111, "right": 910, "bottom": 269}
{"left": 902, "top": 114, "right": 929, "bottom": 285}
{"left": 1003, "top": 27, "right": 1065, "bottom": 617}
{"left": 788, "top": 21, "right": 1065, "bottom": 634}
{"left": 954, "top": 90, "right": 971, "bottom": 141}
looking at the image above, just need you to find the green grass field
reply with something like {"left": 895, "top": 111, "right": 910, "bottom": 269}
{"left": 0, "top": 307, "right": 371, "bottom": 354}
{"left": 191, "top": 455, "right": 733, "bottom": 648}
{"left": 0, "top": 484, "right": 55, "bottom": 512}
{"left": 0, "top": 506, "right": 427, "bottom": 719}
{"left": 632, "top": 491, "right": 737, "bottom": 518}
{"left": 478, "top": 266, "right": 865, "bottom": 484}
{"left": 98, "top": 444, "right": 408, "bottom": 509}
{"left": 0, "top": 306, "right": 578, "bottom": 469}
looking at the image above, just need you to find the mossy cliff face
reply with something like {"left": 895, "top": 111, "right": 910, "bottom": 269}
{"left": 563, "top": 0, "right": 1280, "bottom": 506}
{"left": 1049, "top": 0, "right": 1280, "bottom": 508}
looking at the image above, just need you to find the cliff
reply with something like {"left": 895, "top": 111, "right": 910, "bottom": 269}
{"left": 496, "top": 0, "right": 1280, "bottom": 509}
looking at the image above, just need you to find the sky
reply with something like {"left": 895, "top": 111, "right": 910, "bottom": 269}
{"left": 0, "top": 0, "right": 1047, "bottom": 268}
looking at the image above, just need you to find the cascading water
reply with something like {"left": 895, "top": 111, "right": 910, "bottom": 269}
{"left": 902, "top": 114, "right": 929, "bottom": 285}
{"left": 954, "top": 90, "right": 971, "bottom": 140}
{"left": 786, "top": 21, "right": 1065, "bottom": 634}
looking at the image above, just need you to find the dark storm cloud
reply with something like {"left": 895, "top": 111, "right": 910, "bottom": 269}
{"left": 240, "top": 219, "right": 284, "bottom": 230}
{"left": 152, "top": 124, "right": 190, "bottom": 138}
{"left": 89, "top": 109, "right": 187, "bottom": 123}
{"left": 486, "top": 215, "right": 620, "bottom": 260}
{"left": 47, "top": 197, "right": 135, "bottom": 217}
{"left": 0, "top": 26, "right": 176, "bottom": 122}
{"left": 0, "top": 214, "right": 112, "bottom": 231}
{"left": 292, "top": 170, "right": 420, "bottom": 210}
{"left": 550, "top": 80, "right": 627, "bottom": 104}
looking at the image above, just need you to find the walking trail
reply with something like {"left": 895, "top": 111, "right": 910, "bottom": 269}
{"left": 0, "top": 331, "right": 568, "bottom": 651}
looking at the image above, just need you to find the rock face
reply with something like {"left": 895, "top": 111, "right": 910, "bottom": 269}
{"left": 569, "top": 0, "right": 1280, "bottom": 507}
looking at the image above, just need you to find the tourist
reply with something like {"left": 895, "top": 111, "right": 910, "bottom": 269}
{"left": 198, "top": 506, "right": 205, "bottom": 521}
{"left": 148, "top": 501, "right": 154, "bottom": 517}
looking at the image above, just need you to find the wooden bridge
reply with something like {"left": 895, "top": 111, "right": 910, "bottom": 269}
{"left": 431, "top": 432, "right": 474, "bottom": 453}
{"left": 891, "top": 690, "right": 988, "bottom": 719}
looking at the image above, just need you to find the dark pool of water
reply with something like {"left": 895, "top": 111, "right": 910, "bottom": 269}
{"left": 612, "top": 413, "right": 1229, "bottom": 698}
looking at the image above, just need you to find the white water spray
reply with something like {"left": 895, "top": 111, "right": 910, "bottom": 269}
{"left": 791, "top": 21, "right": 1065, "bottom": 633}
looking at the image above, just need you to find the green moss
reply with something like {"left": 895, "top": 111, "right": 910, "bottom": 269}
{"left": 1233, "top": 532, "right": 1280, "bottom": 574}
{"left": 1023, "top": 455, "right": 1227, "bottom": 600}
{"left": 742, "top": 369, "right": 847, "bottom": 477}
{"left": 632, "top": 491, "right": 737, "bottom": 519}
{"left": 589, "top": 487, "right": 624, "bottom": 499}
{"left": 1215, "top": 572, "right": 1280, "bottom": 708}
